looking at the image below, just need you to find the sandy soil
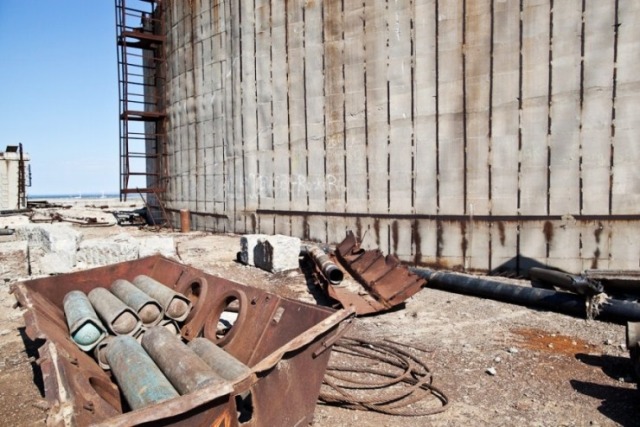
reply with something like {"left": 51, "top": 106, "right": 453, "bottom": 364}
{"left": 0, "top": 202, "right": 637, "bottom": 426}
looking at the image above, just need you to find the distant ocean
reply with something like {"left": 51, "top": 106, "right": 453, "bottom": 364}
{"left": 28, "top": 193, "right": 120, "bottom": 200}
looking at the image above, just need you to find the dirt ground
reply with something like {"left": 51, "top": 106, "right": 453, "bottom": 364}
{"left": 0, "top": 202, "right": 638, "bottom": 426}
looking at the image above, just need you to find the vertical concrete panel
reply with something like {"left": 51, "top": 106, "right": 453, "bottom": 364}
{"left": 580, "top": 220, "right": 610, "bottom": 271}
{"left": 464, "top": 0, "right": 491, "bottom": 216}
{"left": 388, "top": 0, "right": 414, "bottom": 218}
{"left": 437, "top": 0, "right": 464, "bottom": 215}
{"left": 581, "top": 1, "right": 614, "bottom": 215}
{"left": 549, "top": 0, "right": 581, "bottom": 215}
{"left": 519, "top": 221, "right": 547, "bottom": 270}
{"left": 467, "top": 221, "right": 490, "bottom": 272}
{"left": 490, "top": 0, "right": 519, "bottom": 216}
{"left": 324, "top": 1, "right": 347, "bottom": 244}
{"left": 364, "top": 3, "right": 388, "bottom": 214}
{"left": 255, "top": 0, "right": 275, "bottom": 235}
{"left": 343, "top": 5, "right": 368, "bottom": 215}
{"left": 520, "top": 1, "right": 550, "bottom": 216}
{"left": 439, "top": 221, "right": 465, "bottom": 270}
{"left": 490, "top": 222, "right": 518, "bottom": 273}
{"left": 240, "top": 0, "right": 259, "bottom": 225}
{"left": 612, "top": 1, "right": 640, "bottom": 214}
{"left": 287, "top": 0, "right": 307, "bottom": 238}
{"left": 271, "top": 0, "right": 291, "bottom": 236}
{"left": 305, "top": 1, "right": 326, "bottom": 242}
{"left": 228, "top": 0, "right": 245, "bottom": 231}
{"left": 413, "top": 0, "right": 438, "bottom": 215}
{"left": 609, "top": 222, "right": 639, "bottom": 270}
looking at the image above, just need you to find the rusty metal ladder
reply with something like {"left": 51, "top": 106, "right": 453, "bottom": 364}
{"left": 115, "top": 0, "right": 168, "bottom": 202}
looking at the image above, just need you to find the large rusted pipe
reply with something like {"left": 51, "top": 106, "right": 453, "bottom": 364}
{"left": 411, "top": 268, "right": 640, "bottom": 324}
{"left": 133, "top": 275, "right": 193, "bottom": 321}
{"left": 110, "top": 279, "right": 164, "bottom": 326}
{"left": 308, "top": 246, "right": 344, "bottom": 285}
{"left": 88, "top": 287, "right": 141, "bottom": 335}
{"left": 141, "top": 326, "right": 225, "bottom": 394}
{"left": 188, "top": 338, "right": 251, "bottom": 381}
{"left": 63, "top": 290, "right": 108, "bottom": 351}
{"left": 180, "top": 209, "right": 190, "bottom": 232}
{"left": 106, "top": 335, "right": 179, "bottom": 409}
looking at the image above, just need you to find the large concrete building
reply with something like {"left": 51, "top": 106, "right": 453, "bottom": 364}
{"left": 117, "top": 0, "right": 640, "bottom": 273}
{"left": 0, "top": 145, "right": 29, "bottom": 210}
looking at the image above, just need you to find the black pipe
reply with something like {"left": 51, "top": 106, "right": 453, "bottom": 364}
{"left": 410, "top": 267, "right": 640, "bottom": 324}
{"left": 307, "top": 246, "right": 344, "bottom": 285}
{"left": 529, "top": 267, "right": 603, "bottom": 296}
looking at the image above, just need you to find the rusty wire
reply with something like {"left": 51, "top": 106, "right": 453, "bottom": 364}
{"left": 319, "top": 337, "right": 449, "bottom": 416}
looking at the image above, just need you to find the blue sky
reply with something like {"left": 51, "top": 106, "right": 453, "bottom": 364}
{"left": 0, "top": 1, "right": 119, "bottom": 196}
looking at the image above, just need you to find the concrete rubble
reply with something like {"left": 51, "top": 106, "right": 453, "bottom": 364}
{"left": 240, "top": 234, "right": 301, "bottom": 273}
{"left": 0, "top": 240, "right": 28, "bottom": 280}
{"left": 0, "top": 210, "right": 177, "bottom": 275}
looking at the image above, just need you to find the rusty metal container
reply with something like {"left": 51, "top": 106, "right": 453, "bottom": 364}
{"left": 12, "top": 255, "right": 353, "bottom": 426}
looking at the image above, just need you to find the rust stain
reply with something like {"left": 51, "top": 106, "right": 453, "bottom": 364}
{"left": 212, "top": 2, "right": 220, "bottom": 32}
{"left": 373, "top": 218, "right": 380, "bottom": 246}
{"left": 594, "top": 221, "right": 603, "bottom": 244}
{"left": 355, "top": 217, "right": 362, "bottom": 240}
{"left": 591, "top": 248, "right": 601, "bottom": 269}
{"left": 497, "top": 222, "right": 506, "bottom": 246}
{"left": 436, "top": 221, "right": 443, "bottom": 259}
{"left": 543, "top": 221, "right": 554, "bottom": 244}
{"left": 303, "top": 215, "right": 310, "bottom": 240}
{"left": 391, "top": 220, "right": 399, "bottom": 255}
{"left": 460, "top": 222, "right": 468, "bottom": 257}
{"left": 412, "top": 220, "right": 422, "bottom": 265}
{"left": 511, "top": 327, "right": 594, "bottom": 357}
{"left": 251, "top": 214, "right": 257, "bottom": 234}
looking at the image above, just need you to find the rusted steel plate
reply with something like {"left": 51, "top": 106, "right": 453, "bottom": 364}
{"left": 12, "top": 255, "right": 353, "bottom": 426}
{"left": 331, "top": 231, "right": 426, "bottom": 315}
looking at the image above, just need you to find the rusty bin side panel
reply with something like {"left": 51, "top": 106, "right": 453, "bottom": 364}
{"left": 14, "top": 255, "right": 346, "bottom": 426}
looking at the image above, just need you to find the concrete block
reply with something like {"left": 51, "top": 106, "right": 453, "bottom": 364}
{"left": 14, "top": 224, "right": 81, "bottom": 275}
{"left": 14, "top": 223, "right": 81, "bottom": 254}
{"left": 0, "top": 240, "right": 28, "bottom": 280}
{"left": 76, "top": 234, "right": 139, "bottom": 268}
{"left": 138, "top": 236, "right": 176, "bottom": 258}
{"left": 239, "top": 234, "right": 267, "bottom": 266}
{"left": 253, "top": 234, "right": 301, "bottom": 273}
{"left": 31, "top": 249, "right": 75, "bottom": 275}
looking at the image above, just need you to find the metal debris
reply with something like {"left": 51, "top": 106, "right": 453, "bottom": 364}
{"left": 319, "top": 337, "right": 449, "bottom": 416}
{"left": 307, "top": 245, "right": 344, "bottom": 285}
{"left": 12, "top": 255, "right": 354, "bottom": 426}
{"left": 112, "top": 209, "right": 148, "bottom": 226}
{"left": 529, "top": 267, "right": 603, "bottom": 296}
{"left": 63, "top": 290, "right": 108, "bottom": 351}
{"left": 322, "top": 231, "right": 425, "bottom": 315}
{"left": 106, "top": 335, "right": 180, "bottom": 410}
{"left": 412, "top": 268, "right": 640, "bottom": 324}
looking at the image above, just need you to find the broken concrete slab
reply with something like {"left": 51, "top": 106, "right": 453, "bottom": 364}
{"left": 14, "top": 223, "right": 81, "bottom": 254}
{"left": 0, "top": 240, "right": 28, "bottom": 280}
{"left": 253, "top": 234, "right": 301, "bottom": 273}
{"left": 14, "top": 224, "right": 81, "bottom": 275}
{"left": 137, "top": 236, "right": 176, "bottom": 259}
{"left": 76, "top": 233, "right": 139, "bottom": 268}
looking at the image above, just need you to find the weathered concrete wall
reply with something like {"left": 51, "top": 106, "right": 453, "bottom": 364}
{"left": 161, "top": 0, "right": 640, "bottom": 273}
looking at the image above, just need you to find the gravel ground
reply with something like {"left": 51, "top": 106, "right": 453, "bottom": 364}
{"left": 0, "top": 204, "right": 637, "bottom": 426}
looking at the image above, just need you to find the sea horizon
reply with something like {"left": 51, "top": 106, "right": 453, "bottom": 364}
{"left": 28, "top": 192, "right": 121, "bottom": 200}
